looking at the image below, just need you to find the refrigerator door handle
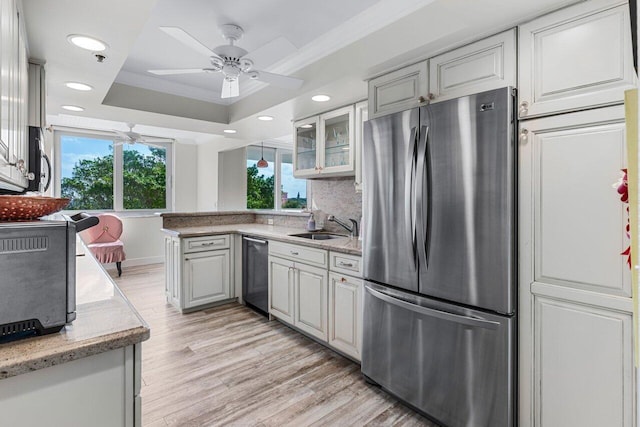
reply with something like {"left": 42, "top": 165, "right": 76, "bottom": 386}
{"left": 405, "top": 126, "right": 418, "bottom": 269}
{"left": 416, "top": 125, "right": 430, "bottom": 269}
{"left": 366, "top": 285, "right": 500, "bottom": 330}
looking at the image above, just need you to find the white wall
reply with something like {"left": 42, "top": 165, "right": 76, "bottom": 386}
{"left": 196, "top": 142, "right": 219, "bottom": 211}
{"left": 118, "top": 215, "right": 164, "bottom": 266}
{"left": 218, "top": 147, "right": 247, "bottom": 210}
{"left": 174, "top": 142, "right": 198, "bottom": 212}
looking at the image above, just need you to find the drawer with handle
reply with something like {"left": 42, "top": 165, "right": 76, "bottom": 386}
{"left": 269, "top": 240, "right": 328, "bottom": 268}
{"left": 330, "top": 251, "right": 362, "bottom": 277}
{"left": 183, "top": 235, "right": 230, "bottom": 253}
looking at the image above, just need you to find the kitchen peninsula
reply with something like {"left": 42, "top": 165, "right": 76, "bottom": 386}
{"left": 0, "top": 240, "right": 149, "bottom": 426}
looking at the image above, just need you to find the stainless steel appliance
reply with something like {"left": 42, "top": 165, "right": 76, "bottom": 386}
{"left": 361, "top": 87, "right": 516, "bottom": 427}
{"left": 242, "top": 235, "right": 268, "bottom": 315}
{"left": 0, "top": 213, "right": 98, "bottom": 339}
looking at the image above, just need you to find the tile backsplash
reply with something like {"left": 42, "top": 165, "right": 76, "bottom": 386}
{"left": 310, "top": 177, "right": 362, "bottom": 233}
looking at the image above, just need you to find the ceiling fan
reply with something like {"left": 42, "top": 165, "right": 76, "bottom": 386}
{"left": 148, "top": 24, "right": 304, "bottom": 99}
{"left": 112, "top": 123, "right": 173, "bottom": 146}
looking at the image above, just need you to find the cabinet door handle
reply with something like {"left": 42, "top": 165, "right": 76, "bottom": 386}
{"left": 340, "top": 277, "right": 347, "bottom": 283}
{"left": 201, "top": 242, "right": 216, "bottom": 246}
{"left": 290, "top": 251, "right": 299, "bottom": 255}
{"left": 519, "top": 129, "right": 529, "bottom": 143}
{"left": 519, "top": 101, "right": 528, "bottom": 116}
{"left": 338, "top": 261, "right": 354, "bottom": 267}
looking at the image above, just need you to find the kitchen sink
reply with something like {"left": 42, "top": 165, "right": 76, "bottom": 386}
{"left": 289, "top": 232, "right": 347, "bottom": 240}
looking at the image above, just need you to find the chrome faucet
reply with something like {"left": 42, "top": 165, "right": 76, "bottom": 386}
{"left": 327, "top": 215, "right": 359, "bottom": 238}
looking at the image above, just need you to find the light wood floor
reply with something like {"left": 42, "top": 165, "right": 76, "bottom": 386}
{"left": 112, "top": 264, "right": 434, "bottom": 427}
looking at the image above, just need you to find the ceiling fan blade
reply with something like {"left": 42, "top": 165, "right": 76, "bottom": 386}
{"left": 148, "top": 68, "right": 206, "bottom": 76}
{"left": 159, "top": 26, "right": 222, "bottom": 60}
{"left": 221, "top": 78, "right": 240, "bottom": 99}
{"left": 252, "top": 70, "right": 303, "bottom": 90}
{"left": 113, "top": 129, "right": 132, "bottom": 139}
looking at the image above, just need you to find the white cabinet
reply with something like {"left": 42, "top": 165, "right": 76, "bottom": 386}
{"left": 354, "top": 101, "right": 367, "bottom": 192}
{"left": 531, "top": 289, "right": 633, "bottom": 427}
{"left": 518, "top": 105, "right": 634, "bottom": 426}
{"left": 520, "top": 106, "right": 630, "bottom": 297}
{"left": 293, "top": 105, "right": 355, "bottom": 178}
{"left": 183, "top": 249, "right": 231, "bottom": 309}
{"left": 0, "top": 344, "right": 142, "bottom": 427}
{"left": 268, "top": 252, "right": 329, "bottom": 341}
{"left": 328, "top": 272, "right": 363, "bottom": 361}
{"left": 429, "top": 29, "right": 516, "bottom": 102}
{"left": 163, "top": 234, "right": 234, "bottom": 313}
{"left": 268, "top": 240, "right": 329, "bottom": 340}
{"left": 268, "top": 256, "right": 295, "bottom": 324}
{"left": 0, "top": 0, "right": 29, "bottom": 191}
{"left": 294, "top": 262, "right": 328, "bottom": 341}
{"left": 368, "top": 61, "right": 428, "bottom": 119}
{"left": 518, "top": 0, "right": 636, "bottom": 119}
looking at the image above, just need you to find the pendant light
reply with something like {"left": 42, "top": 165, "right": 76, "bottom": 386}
{"left": 257, "top": 141, "right": 268, "bottom": 168}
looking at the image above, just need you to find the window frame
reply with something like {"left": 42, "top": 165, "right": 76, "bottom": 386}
{"left": 246, "top": 144, "right": 309, "bottom": 212}
{"left": 54, "top": 129, "right": 174, "bottom": 213}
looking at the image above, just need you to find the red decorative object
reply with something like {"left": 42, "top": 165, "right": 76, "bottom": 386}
{"left": 614, "top": 169, "right": 631, "bottom": 268}
{"left": 0, "top": 196, "right": 70, "bottom": 221}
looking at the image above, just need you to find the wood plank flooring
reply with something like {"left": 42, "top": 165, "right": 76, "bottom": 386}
{"left": 112, "top": 264, "right": 434, "bottom": 427}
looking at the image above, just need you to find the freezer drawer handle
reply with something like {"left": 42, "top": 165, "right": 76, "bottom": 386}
{"left": 243, "top": 236, "right": 267, "bottom": 244}
{"left": 366, "top": 286, "right": 500, "bottom": 330}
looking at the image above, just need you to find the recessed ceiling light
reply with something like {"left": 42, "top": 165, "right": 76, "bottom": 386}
{"left": 65, "top": 82, "right": 93, "bottom": 91}
{"left": 223, "top": 129, "right": 237, "bottom": 134}
{"left": 257, "top": 115, "right": 274, "bottom": 121}
{"left": 300, "top": 124, "right": 314, "bottom": 129}
{"left": 311, "top": 94, "right": 331, "bottom": 102}
{"left": 61, "top": 105, "right": 85, "bottom": 112}
{"left": 67, "top": 34, "right": 108, "bottom": 52}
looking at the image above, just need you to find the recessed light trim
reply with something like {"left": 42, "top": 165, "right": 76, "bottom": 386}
{"left": 311, "top": 94, "right": 331, "bottom": 102}
{"left": 67, "top": 34, "right": 108, "bottom": 52}
{"left": 61, "top": 105, "right": 85, "bottom": 112}
{"left": 257, "top": 115, "right": 274, "bottom": 121}
{"left": 65, "top": 82, "right": 93, "bottom": 91}
{"left": 223, "top": 129, "right": 237, "bottom": 134}
{"left": 300, "top": 124, "right": 314, "bottom": 129}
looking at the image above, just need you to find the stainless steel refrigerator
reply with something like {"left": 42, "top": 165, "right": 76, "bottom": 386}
{"left": 361, "top": 87, "right": 516, "bottom": 427}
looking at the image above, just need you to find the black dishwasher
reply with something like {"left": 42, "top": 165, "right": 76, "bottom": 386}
{"left": 242, "top": 235, "right": 269, "bottom": 316}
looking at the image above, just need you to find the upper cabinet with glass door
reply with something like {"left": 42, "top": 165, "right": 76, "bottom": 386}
{"left": 293, "top": 105, "right": 355, "bottom": 178}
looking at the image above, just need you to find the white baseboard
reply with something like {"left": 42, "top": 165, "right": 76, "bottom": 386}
{"left": 104, "top": 256, "right": 163, "bottom": 272}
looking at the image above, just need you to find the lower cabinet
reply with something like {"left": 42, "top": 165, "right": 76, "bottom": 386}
{"left": 163, "top": 234, "right": 234, "bottom": 313}
{"left": 268, "top": 255, "right": 328, "bottom": 341}
{"left": 269, "top": 256, "right": 295, "bottom": 324}
{"left": 328, "top": 272, "right": 363, "bottom": 360}
{"left": 531, "top": 287, "right": 633, "bottom": 427}
{"left": 295, "top": 263, "right": 328, "bottom": 341}
{"left": 0, "top": 344, "right": 142, "bottom": 427}
{"left": 183, "top": 249, "right": 231, "bottom": 309}
{"left": 268, "top": 246, "right": 363, "bottom": 362}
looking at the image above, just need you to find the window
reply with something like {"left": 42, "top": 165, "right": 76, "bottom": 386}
{"left": 246, "top": 145, "right": 307, "bottom": 210}
{"left": 56, "top": 130, "right": 172, "bottom": 211}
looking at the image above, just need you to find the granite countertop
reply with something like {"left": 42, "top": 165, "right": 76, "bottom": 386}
{"left": 0, "top": 242, "right": 150, "bottom": 380}
{"left": 162, "top": 223, "right": 362, "bottom": 256}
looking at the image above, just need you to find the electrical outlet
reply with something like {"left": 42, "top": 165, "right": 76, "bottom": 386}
{"left": 268, "top": 219, "right": 274, "bottom": 225}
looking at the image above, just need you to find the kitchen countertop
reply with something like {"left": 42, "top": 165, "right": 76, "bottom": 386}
{"left": 0, "top": 242, "right": 150, "bottom": 380}
{"left": 162, "top": 223, "right": 362, "bottom": 256}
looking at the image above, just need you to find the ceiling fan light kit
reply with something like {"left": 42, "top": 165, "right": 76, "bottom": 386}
{"left": 149, "top": 24, "right": 303, "bottom": 99}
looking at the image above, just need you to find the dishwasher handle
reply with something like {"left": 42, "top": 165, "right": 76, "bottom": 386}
{"left": 243, "top": 236, "right": 267, "bottom": 245}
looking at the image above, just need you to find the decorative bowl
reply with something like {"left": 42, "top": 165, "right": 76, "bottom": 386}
{"left": 0, "top": 195, "right": 70, "bottom": 221}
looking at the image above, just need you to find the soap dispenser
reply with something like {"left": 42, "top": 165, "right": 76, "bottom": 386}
{"left": 306, "top": 213, "right": 316, "bottom": 231}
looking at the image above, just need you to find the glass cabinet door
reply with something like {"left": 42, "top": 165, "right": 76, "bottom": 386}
{"left": 320, "top": 105, "right": 354, "bottom": 174}
{"left": 293, "top": 118, "right": 319, "bottom": 177}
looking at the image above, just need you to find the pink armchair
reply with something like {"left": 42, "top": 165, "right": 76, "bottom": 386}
{"left": 84, "top": 213, "right": 126, "bottom": 276}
